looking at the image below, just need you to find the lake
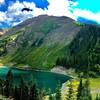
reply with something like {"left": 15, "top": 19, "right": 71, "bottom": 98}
{"left": 0, "top": 66, "right": 71, "bottom": 92}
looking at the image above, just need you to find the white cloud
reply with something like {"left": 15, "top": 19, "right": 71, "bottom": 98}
{"left": 0, "top": 11, "right": 7, "bottom": 21}
{"left": 0, "top": 0, "right": 5, "bottom": 5}
{"left": 23, "top": 1, "right": 46, "bottom": 17}
{"left": 0, "top": 0, "right": 77, "bottom": 27}
{"left": 73, "top": 9, "right": 100, "bottom": 24}
{"left": 12, "top": 21, "right": 22, "bottom": 26}
{"left": 2, "top": 0, "right": 100, "bottom": 27}
{"left": 5, "top": 1, "right": 46, "bottom": 26}
{"left": 44, "top": 0, "right": 76, "bottom": 19}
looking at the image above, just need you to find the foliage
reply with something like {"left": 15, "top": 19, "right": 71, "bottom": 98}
{"left": 56, "top": 25, "right": 100, "bottom": 76}
{"left": 80, "top": 79, "right": 92, "bottom": 100}
{"left": 95, "top": 94, "right": 100, "bottom": 100}
{"left": 55, "top": 84, "right": 62, "bottom": 100}
{"left": 67, "top": 80, "right": 75, "bottom": 100}
{"left": 49, "top": 89, "right": 54, "bottom": 100}
{"left": 77, "top": 78, "right": 83, "bottom": 100}
{"left": 0, "top": 69, "right": 45, "bottom": 100}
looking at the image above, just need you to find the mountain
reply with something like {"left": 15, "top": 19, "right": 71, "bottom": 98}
{"left": 69, "top": 24, "right": 100, "bottom": 75}
{"left": 0, "top": 15, "right": 99, "bottom": 72}
{"left": 56, "top": 24, "right": 100, "bottom": 76}
{"left": 0, "top": 15, "right": 81, "bottom": 69}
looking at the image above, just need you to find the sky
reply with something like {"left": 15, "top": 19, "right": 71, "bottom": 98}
{"left": 0, "top": 0, "right": 100, "bottom": 28}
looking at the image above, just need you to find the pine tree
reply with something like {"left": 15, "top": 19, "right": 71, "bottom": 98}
{"left": 0, "top": 78, "right": 4, "bottom": 95}
{"left": 49, "top": 94, "right": 54, "bottom": 100}
{"left": 29, "top": 84, "right": 39, "bottom": 100}
{"left": 13, "top": 86, "right": 19, "bottom": 100}
{"left": 6, "top": 70, "right": 13, "bottom": 82}
{"left": 4, "top": 79, "right": 9, "bottom": 97}
{"left": 19, "top": 77, "right": 26, "bottom": 100}
{"left": 67, "top": 80, "right": 74, "bottom": 100}
{"left": 77, "top": 78, "right": 83, "bottom": 100}
{"left": 95, "top": 94, "right": 100, "bottom": 100}
{"left": 56, "top": 58, "right": 61, "bottom": 66}
{"left": 81, "top": 79, "right": 92, "bottom": 100}
{"left": 55, "top": 84, "right": 62, "bottom": 100}
{"left": 4, "top": 70, "right": 13, "bottom": 97}
{"left": 49, "top": 89, "right": 54, "bottom": 100}
{"left": 24, "top": 85, "right": 28, "bottom": 100}
{"left": 38, "top": 88, "right": 46, "bottom": 100}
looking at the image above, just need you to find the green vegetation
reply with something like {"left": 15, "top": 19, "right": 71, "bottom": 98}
{"left": 0, "top": 15, "right": 100, "bottom": 100}
{"left": 95, "top": 94, "right": 100, "bottom": 100}
{"left": 55, "top": 84, "right": 62, "bottom": 100}
{"left": 56, "top": 25, "right": 100, "bottom": 76}
{"left": 73, "top": 21, "right": 85, "bottom": 26}
{"left": 0, "top": 70, "right": 42, "bottom": 100}
{"left": 0, "top": 42, "right": 69, "bottom": 69}
{"left": 77, "top": 78, "right": 83, "bottom": 100}
{"left": 67, "top": 80, "right": 75, "bottom": 100}
{"left": 12, "top": 43, "right": 68, "bottom": 69}
{"left": 36, "top": 20, "right": 58, "bottom": 34}
{"left": 0, "top": 15, "right": 80, "bottom": 69}
{"left": 0, "top": 30, "right": 23, "bottom": 56}
{"left": 80, "top": 79, "right": 92, "bottom": 100}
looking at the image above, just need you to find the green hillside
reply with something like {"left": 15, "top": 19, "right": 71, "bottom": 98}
{"left": 0, "top": 15, "right": 81, "bottom": 69}
{"left": 0, "top": 15, "right": 100, "bottom": 73}
{"left": 56, "top": 24, "right": 100, "bottom": 76}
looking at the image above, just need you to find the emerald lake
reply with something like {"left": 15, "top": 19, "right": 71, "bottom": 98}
{"left": 0, "top": 66, "right": 71, "bottom": 92}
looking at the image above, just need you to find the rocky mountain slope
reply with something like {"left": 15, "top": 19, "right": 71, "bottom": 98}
{"left": 0, "top": 15, "right": 99, "bottom": 71}
{"left": 0, "top": 15, "right": 81, "bottom": 69}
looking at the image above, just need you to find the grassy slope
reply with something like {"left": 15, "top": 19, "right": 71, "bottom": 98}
{"left": 0, "top": 16, "right": 80, "bottom": 69}
{"left": 11, "top": 43, "right": 69, "bottom": 69}
{"left": 0, "top": 39, "right": 69, "bottom": 69}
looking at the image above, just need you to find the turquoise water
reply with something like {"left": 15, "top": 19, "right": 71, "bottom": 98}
{"left": 0, "top": 66, "right": 71, "bottom": 92}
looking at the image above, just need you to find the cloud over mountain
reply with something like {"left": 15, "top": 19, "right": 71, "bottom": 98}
{"left": 73, "top": 9, "right": 100, "bottom": 24}
{"left": 0, "top": 0, "right": 75, "bottom": 27}
{"left": 0, "top": 0, "right": 100, "bottom": 28}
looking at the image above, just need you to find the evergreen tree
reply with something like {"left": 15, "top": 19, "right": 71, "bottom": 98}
{"left": 4, "top": 79, "right": 9, "bottom": 97}
{"left": 55, "top": 84, "right": 62, "bottom": 100}
{"left": 0, "top": 78, "right": 4, "bottom": 95}
{"left": 49, "top": 89, "right": 54, "bottom": 100}
{"left": 95, "top": 94, "right": 100, "bottom": 100}
{"left": 77, "top": 78, "right": 83, "bottom": 100}
{"left": 38, "top": 88, "right": 46, "bottom": 100}
{"left": 29, "top": 84, "right": 39, "bottom": 100}
{"left": 4, "top": 70, "right": 13, "bottom": 97}
{"left": 6, "top": 70, "right": 13, "bottom": 82}
{"left": 19, "top": 77, "right": 26, "bottom": 100}
{"left": 24, "top": 85, "right": 28, "bottom": 100}
{"left": 13, "top": 86, "right": 19, "bottom": 100}
{"left": 67, "top": 80, "right": 74, "bottom": 100}
{"left": 56, "top": 58, "right": 61, "bottom": 66}
{"left": 81, "top": 79, "right": 92, "bottom": 100}
{"left": 49, "top": 94, "right": 54, "bottom": 100}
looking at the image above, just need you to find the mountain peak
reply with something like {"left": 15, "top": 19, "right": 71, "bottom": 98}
{"left": 0, "top": 15, "right": 81, "bottom": 69}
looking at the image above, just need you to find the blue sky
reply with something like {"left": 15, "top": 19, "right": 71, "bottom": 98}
{"left": 0, "top": 0, "right": 100, "bottom": 28}
{"left": 75, "top": 0, "right": 100, "bottom": 13}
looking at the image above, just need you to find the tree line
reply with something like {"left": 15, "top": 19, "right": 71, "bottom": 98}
{"left": 0, "top": 70, "right": 45, "bottom": 100}
{"left": 49, "top": 78, "right": 100, "bottom": 100}
{"left": 56, "top": 25, "right": 100, "bottom": 77}
{"left": 0, "top": 70, "right": 99, "bottom": 100}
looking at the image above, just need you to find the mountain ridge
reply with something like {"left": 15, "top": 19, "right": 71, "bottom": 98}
{"left": 0, "top": 15, "right": 81, "bottom": 69}
{"left": 0, "top": 15, "right": 99, "bottom": 72}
